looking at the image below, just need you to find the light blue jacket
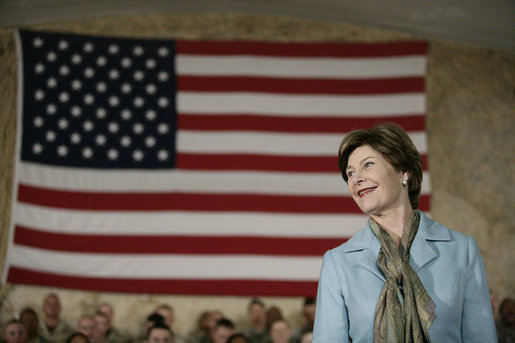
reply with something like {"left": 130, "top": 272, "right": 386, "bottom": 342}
{"left": 313, "top": 211, "right": 497, "bottom": 342}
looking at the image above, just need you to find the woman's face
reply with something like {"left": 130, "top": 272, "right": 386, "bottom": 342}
{"left": 346, "top": 145, "right": 408, "bottom": 216}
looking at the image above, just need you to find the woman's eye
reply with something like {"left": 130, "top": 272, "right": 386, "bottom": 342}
{"left": 347, "top": 171, "right": 354, "bottom": 178}
{"left": 364, "top": 161, "right": 373, "bottom": 168}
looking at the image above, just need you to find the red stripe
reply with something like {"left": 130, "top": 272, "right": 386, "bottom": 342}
{"left": 422, "top": 154, "right": 428, "bottom": 170}
{"left": 18, "top": 184, "right": 430, "bottom": 212}
{"left": 7, "top": 267, "right": 317, "bottom": 296}
{"left": 176, "top": 40, "right": 428, "bottom": 57}
{"left": 17, "top": 184, "right": 362, "bottom": 213}
{"left": 14, "top": 225, "right": 346, "bottom": 256}
{"left": 177, "top": 76, "right": 425, "bottom": 95}
{"left": 178, "top": 114, "right": 426, "bottom": 132}
{"left": 176, "top": 153, "right": 339, "bottom": 172}
{"left": 176, "top": 153, "right": 429, "bottom": 171}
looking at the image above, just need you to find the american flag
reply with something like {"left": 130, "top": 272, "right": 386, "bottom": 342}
{"left": 5, "top": 29, "right": 429, "bottom": 296}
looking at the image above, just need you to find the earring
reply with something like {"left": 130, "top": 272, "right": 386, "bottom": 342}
{"left": 402, "top": 180, "right": 408, "bottom": 187}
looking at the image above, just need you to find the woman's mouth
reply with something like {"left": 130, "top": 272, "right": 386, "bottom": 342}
{"left": 357, "top": 187, "right": 377, "bottom": 197}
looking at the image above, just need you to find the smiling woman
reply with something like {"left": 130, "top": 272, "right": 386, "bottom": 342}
{"left": 312, "top": 123, "right": 497, "bottom": 342}
{"left": 345, "top": 144, "right": 409, "bottom": 239}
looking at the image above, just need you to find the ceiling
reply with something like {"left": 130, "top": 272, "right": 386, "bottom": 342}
{"left": 0, "top": 0, "right": 514, "bottom": 52}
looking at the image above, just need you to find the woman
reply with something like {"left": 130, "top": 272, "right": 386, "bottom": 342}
{"left": 312, "top": 123, "right": 496, "bottom": 342}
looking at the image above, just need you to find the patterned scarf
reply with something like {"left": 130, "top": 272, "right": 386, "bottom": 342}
{"left": 370, "top": 211, "right": 436, "bottom": 343}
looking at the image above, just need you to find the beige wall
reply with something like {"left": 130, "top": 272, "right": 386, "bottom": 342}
{"left": 0, "top": 11, "right": 513, "bottom": 334}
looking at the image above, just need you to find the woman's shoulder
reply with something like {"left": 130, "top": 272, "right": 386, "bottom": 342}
{"left": 418, "top": 211, "right": 474, "bottom": 244}
{"left": 324, "top": 223, "right": 376, "bottom": 260}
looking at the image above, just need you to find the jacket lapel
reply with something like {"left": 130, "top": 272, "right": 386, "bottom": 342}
{"left": 410, "top": 211, "right": 452, "bottom": 272}
{"left": 345, "top": 212, "right": 451, "bottom": 279}
{"left": 344, "top": 221, "right": 385, "bottom": 282}
{"left": 358, "top": 242, "right": 385, "bottom": 282}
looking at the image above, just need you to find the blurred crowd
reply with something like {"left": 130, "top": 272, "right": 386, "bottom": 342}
{"left": 1, "top": 294, "right": 316, "bottom": 343}
{"left": 2, "top": 291, "right": 513, "bottom": 343}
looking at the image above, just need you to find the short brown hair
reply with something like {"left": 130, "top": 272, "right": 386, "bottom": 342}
{"left": 338, "top": 122, "right": 423, "bottom": 209}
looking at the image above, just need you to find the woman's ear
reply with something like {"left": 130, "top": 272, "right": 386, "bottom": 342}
{"left": 402, "top": 171, "right": 411, "bottom": 183}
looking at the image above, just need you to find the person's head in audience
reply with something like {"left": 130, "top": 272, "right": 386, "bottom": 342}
{"left": 94, "top": 312, "right": 109, "bottom": 338}
{"left": 499, "top": 297, "right": 515, "bottom": 327}
{"left": 97, "top": 302, "right": 114, "bottom": 330}
{"left": 66, "top": 332, "right": 90, "bottom": 343}
{"left": 213, "top": 318, "right": 235, "bottom": 343}
{"left": 226, "top": 333, "right": 250, "bottom": 343}
{"left": 77, "top": 315, "right": 96, "bottom": 342}
{"left": 145, "top": 324, "right": 174, "bottom": 343}
{"left": 196, "top": 311, "right": 218, "bottom": 339}
{"left": 19, "top": 307, "right": 40, "bottom": 340}
{"left": 209, "top": 311, "right": 224, "bottom": 339}
{"left": 247, "top": 298, "right": 266, "bottom": 329}
{"left": 300, "top": 331, "right": 313, "bottom": 343}
{"left": 196, "top": 311, "right": 212, "bottom": 334}
{"left": 2, "top": 320, "right": 27, "bottom": 343}
{"left": 301, "top": 297, "right": 316, "bottom": 329}
{"left": 144, "top": 313, "right": 166, "bottom": 334}
{"left": 42, "top": 293, "right": 62, "bottom": 321}
{"left": 269, "top": 319, "right": 291, "bottom": 343}
{"left": 156, "top": 305, "right": 175, "bottom": 330}
{"left": 211, "top": 311, "right": 224, "bottom": 324}
{"left": 265, "top": 306, "right": 283, "bottom": 332}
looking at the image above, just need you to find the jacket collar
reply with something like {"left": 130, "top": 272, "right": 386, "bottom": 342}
{"left": 343, "top": 211, "right": 452, "bottom": 281}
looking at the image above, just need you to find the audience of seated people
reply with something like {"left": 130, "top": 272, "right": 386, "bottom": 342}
{"left": 4, "top": 291, "right": 513, "bottom": 343}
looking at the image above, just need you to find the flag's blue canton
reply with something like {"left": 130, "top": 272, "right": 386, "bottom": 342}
{"left": 20, "top": 30, "right": 177, "bottom": 169}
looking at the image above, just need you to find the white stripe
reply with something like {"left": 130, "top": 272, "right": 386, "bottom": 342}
{"left": 18, "top": 161, "right": 343, "bottom": 194}
{"left": 178, "top": 131, "right": 344, "bottom": 155}
{"left": 9, "top": 246, "right": 322, "bottom": 280}
{"left": 17, "top": 162, "right": 431, "bottom": 194}
{"left": 177, "top": 55, "right": 427, "bottom": 78}
{"left": 178, "top": 93, "right": 425, "bottom": 116}
{"left": 15, "top": 203, "right": 366, "bottom": 237}
{"left": 178, "top": 131, "right": 428, "bottom": 155}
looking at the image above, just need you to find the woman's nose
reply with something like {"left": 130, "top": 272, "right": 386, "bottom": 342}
{"left": 353, "top": 173, "right": 364, "bottom": 185}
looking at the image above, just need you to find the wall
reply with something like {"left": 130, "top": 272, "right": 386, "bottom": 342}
{"left": 0, "top": 11, "right": 513, "bottom": 335}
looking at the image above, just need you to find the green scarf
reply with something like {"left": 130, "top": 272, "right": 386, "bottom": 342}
{"left": 370, "top": 211, "right": 436, "bottom": 343}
